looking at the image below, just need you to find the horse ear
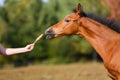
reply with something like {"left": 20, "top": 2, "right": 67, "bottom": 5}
{"left": 76, "top": 3, "right": 83, "bottom": 14}
{"left": 72, "top": 3, "right": 86, "bottom": 17}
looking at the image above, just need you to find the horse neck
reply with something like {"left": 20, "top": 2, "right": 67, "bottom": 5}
{"left": 77, "top": 17, "right": 120, "bottom": 63}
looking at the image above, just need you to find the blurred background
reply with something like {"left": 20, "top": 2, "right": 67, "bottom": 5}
{"left": 0, "top": 0, "right": 120, "bottom": 80}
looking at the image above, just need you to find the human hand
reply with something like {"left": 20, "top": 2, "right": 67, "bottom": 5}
{"left": 25, "top": 44, "right": 35, "bottom": 52}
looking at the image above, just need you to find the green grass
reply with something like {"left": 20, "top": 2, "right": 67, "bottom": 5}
{"left": 0, "top": 62, "right": 111, "bottom": 80}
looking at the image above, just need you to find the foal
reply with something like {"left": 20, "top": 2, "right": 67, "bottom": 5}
{"left": 45, "top": 3, "right": 120, "bottom": 80}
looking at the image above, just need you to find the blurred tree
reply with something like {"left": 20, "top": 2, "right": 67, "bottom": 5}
{"left": 1, "top": 0, "right": 45, "bottom": 64}
{"left": 4, "top": 0, "right": 43, "bottom": 46}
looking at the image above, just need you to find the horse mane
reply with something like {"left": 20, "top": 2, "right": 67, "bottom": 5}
{"left": 83, "top": 12, "right": 120, "bottom": 33}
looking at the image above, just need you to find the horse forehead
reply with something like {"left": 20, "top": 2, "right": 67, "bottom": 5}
{"left": 65, "top": 13, "right": 79, "bottom": 19}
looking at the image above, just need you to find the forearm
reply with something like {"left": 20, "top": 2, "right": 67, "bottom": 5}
{"left": 0, "top": 44, "right": 34, "bottom": 56}
{"left": 0, "top": 44, "right": 26, "bottom": 55}
{"left": 5, "top": 47, "right": 27, "bottom": 55}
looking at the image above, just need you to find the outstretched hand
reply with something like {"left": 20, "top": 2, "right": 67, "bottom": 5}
{"left": 25, "top": 44, "right": 35, "bottom": 52}
{"left": 24, "top": 34, "right": 43, "bottom": 52}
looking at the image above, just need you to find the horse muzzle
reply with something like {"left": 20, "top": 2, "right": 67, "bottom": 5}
{"left": 45, "top": 28, "right": 55, "bottom": 39}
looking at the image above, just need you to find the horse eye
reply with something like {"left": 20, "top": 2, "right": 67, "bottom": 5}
{"left": 65, "top": 19, "right": 70, "bottom": 23}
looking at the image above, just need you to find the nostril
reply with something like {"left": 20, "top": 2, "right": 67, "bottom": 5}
{"left": 46, "top": 30, "right": 52, "bottom": 35}
{"left": 47, "top": 30, "right": 52, "bottom": 33}
{"left": 45, "top": 28, "right": 50, "bottom": 34}
{"left": 45, "top": 28, "right": 53, "bottom": 34}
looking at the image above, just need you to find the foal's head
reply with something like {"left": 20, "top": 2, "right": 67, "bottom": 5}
{"left": 45, "top": 3, "right": 85, "bottom": 39}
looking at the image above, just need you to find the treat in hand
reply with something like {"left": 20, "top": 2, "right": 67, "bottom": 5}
{"left": 33, "top": 34, "right": 43, "bottom": 44}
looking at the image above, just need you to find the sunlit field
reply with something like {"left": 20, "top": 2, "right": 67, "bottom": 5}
{"left": 0, "top": 62, "right": 111, "bottom": 80}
